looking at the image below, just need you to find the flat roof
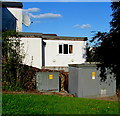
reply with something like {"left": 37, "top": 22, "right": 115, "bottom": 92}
{"left": 42, "top": 35, "right": 87, "bottom": 41}
{"left": 19, "top": 32, "right": 87, "bottom": 41}
{"left": 18, "top": 32, "right": 43, "bottom": 38}
{"left": 2, "top": 2, "right": 23, "bottom": 8}
{"left": 69, "top": 62, "right": 101, "bottom": 68}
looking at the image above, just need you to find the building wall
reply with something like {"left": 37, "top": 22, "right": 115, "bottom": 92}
{"left": 43, "top": 40, "right": 86, "bottom": 67}
{"left": 7, "top": 7, "right": 22, "bottom": 32}
{"left": 21, "top": 38, "right": 42, "bottom": 69}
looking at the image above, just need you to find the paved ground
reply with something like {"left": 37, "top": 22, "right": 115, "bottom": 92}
{"left": 2, "top": 90, "right": 120, "bottom": 101}
{"left": 94, "top": 95, "right": 119, "bottom": 101}
{"left": 2, "top": 90, "right": 74, "bottom": 97}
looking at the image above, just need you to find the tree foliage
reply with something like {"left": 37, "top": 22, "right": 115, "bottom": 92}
{"left": 2, "top": 31, "right": 37, "bottom": 91}
{"left": 91, "top": 2, "right": 120, "bottom": 88}
{"left": 2, "top": 31, "right": 25, "bottom": 88}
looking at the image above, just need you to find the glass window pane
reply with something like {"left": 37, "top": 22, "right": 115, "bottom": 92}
{"left": 64, "top": 44, "right": 68, "bottom": 54}
{"left": 69, "top": 45, "right": 73, "bottom": 54}
{"left": 59, "top": 45, "right": 62, "bottom": 54}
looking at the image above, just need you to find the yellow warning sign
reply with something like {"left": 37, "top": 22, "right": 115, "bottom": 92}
{"left": 92, "top": 72, "right": 96, "bottom": 79}
{"left": 49, "top": 75, "right": 53, "bottom": 79}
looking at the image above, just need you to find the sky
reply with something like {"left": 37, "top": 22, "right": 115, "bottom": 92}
{"left": 22, "top": 2, "right": 113, "bottom": 42}
{"left": 2, "top": 0, "right": 119, "bottom": 2}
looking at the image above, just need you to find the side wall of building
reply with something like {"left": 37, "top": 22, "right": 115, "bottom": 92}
{"left": 68, "top": 67, "right": 79, "bottom": 96}
{"left": 21, "top": 38, "right": 42, "bottom": 69}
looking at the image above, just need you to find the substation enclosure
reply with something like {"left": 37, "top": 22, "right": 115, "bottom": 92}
{"left": 36, "top": 72, "right": 59, "bottom": 92}
{"left": 68, "top": 64, "right": 116, "bottom": 98}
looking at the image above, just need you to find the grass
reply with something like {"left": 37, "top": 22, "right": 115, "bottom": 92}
{"left": 2, "top": 94, "right": 119, "bottom": 115}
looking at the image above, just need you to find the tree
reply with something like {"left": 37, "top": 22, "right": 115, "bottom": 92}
{"left": 2, "top": 31, "right": 37, "bottom": 91}
{"left": 91, "top": 2, "right": 120, "bottom": 88}
{"left": 2, "top": 31, "right": 25, "bottom": 88}
{"left": 86, "top": 43, "right": 101, "bottom": 62}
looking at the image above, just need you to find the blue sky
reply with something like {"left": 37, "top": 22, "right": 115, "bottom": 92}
{"left": 22, "top": 2, "right": 112, "bottom": 41}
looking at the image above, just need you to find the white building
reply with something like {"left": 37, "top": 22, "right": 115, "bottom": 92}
{"left": 20, "top": 32, "right": 87, "bottom": 71}
{"left": 1, "top": 2, "right": 87, "bottom": 71}
{"left": 2, "top": 2, "right": 23, "bottom": 32}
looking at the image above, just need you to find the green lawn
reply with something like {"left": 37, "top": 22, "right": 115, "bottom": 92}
{"left": 2, "top": 94, "right": 119, "bottom": 115}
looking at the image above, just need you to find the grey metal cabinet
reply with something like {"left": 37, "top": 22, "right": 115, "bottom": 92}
{"left": 68, "top": 64, "right": 116, "bottom": 98}
{"left": 36, "top": 72, "right": 59, "bottom": 92}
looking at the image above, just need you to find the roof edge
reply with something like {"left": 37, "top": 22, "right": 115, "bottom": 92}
{"left": 18, "top": 32, "right": 87, "bottom": 41}
{"left": 2, "top": 2, "right": 23, "bottom": 8}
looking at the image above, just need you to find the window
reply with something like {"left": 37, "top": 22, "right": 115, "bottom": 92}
{"left": 59, "top": 44, "right": 73, "bottom": 54}
{"left": 69, "top": 45, "right": 73, "bottom": 54}
{"left": 64, "top": 44, "right": 68, "bottom": 54}
{"left": 59, "top": 45, "right": 62, "bottom": 54}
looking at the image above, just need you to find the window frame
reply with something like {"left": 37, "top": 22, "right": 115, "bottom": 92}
{"left": 58, "top": 43, "right": 73, "bottom": 55}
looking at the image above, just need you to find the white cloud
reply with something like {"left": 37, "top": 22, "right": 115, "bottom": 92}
{"left": 73, "top": 24, "right": 91, "bottom": 29}
{"left": 23, "top": 8, "right": 40, "bottom": 13}
{"left": 23, "top": 7, "right": 62, "bottom": 19}
{"left": 81, "top": 24, "right": 91, "bottom": 29}
{"left": 33, "top": 21, "right": 41, "bottom": 23}
{"left": 29, "top": 13, "right": 62, "bottom": 19}
{"left": 73, "top": 24, "right": 81, "bottom": 28}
